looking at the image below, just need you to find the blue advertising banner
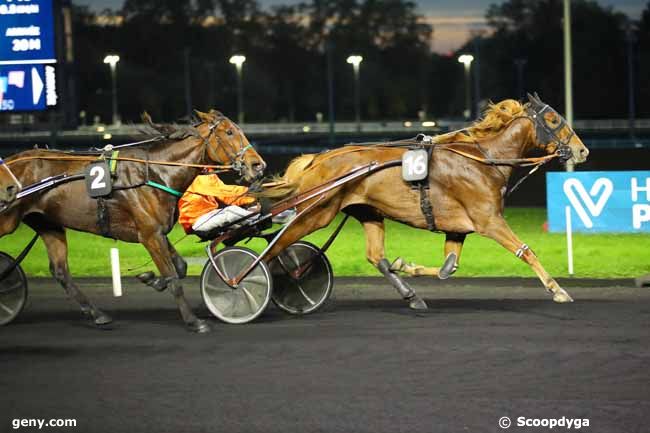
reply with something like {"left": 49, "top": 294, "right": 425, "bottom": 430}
{"left": 0, "top": 63, "right": 57, "bottom": 110}
{"left": 0, "top": 0, "right": 55, "bottom": 64}
{"left": 0, "top": 0, "right": 57, "bottom": 111}
{"left": 546, "top": 171, "right": 650, "bottom": 233}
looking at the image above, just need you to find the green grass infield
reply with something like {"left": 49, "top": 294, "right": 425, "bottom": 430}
{"left": 0, "top": 208, "right": 647, "bottom": 278}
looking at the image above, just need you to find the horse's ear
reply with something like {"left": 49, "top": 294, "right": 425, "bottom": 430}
{"left": 526, "top": 93, "right": 535, "bottom": 104}
{"left": 193, "top": 109, "right": 212, "bottom": 123}
{"left": 533, "top": 92, "right": 543, "bottom": 103}
{"left": 141, "top": 111, "right": 153, "bottom": 126}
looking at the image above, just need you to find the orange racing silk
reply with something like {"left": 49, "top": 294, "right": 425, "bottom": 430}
{"left": 178, "top": 174, "right": 256, "bottom": 233}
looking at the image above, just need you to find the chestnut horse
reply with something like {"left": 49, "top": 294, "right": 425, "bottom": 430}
{"left": 0, "top": 110, "right": 265, "bottom": 332}
{"left": 261, "top": 95, "right": 589, "bottom": 308}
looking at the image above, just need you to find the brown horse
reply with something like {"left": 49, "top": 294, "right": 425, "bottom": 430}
{"left": 0, "top": 110, "right": 265, "bottom": 332}
{"left": 261, "top": 95, "right": 589, "bottom": 308}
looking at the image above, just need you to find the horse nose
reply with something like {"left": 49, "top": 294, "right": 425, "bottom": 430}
{"left": 253, "top": 162, "right": 266, "bottom": 174}
{"left": 580, "top": 148, "right": 589, "bottom": 158}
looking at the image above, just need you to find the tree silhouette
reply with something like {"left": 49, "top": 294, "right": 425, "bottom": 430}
{"left": 68, "top": 0, "right": 644, "bottom": 123}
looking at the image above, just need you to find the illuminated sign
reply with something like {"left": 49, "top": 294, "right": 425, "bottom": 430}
{"left": 0, "top": 0, "right": 57, "bottom": 111}
{"left": 547, "top": 171, "right": 650, "bottom": 233}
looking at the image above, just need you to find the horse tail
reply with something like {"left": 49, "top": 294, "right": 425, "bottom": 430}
{"left": 255, "top": 154, "right": 316, "bottom": 200}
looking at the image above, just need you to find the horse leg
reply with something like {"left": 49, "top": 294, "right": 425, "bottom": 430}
{"left": 389, "top": 256, "right": 440, "bottom": 277}
{"left": 478, "top": 217, "right": 573, "bottom": 302}
{"left": 136, "top": 237, "right": 186, "bottom": 290}
{"left": 359, "top": 218, "right": 428, "bottom": 310}
{"left": 438, "top": 233, "right": 466, "bottom": 279}
{"left": 139, "top": 232, "right": 210, "bottom": 333}
{"left": 392, "top": 232, "right": 466, "bottom": 279}
{"left": 168, "top": 240, "right": 187, "bottom": 279}
{"left": 36, "top": 228, "right": 112, "bottom": 326}
{"left": 383, "top": 237, "right": 456, "bottom": 279}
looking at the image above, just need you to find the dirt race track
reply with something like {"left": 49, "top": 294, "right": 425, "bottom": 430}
{"left": 1, "top": 277, "right": 649, "bottom": 433}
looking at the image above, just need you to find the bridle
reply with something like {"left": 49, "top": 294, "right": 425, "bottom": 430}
{"left": 0, "top": 156, "right": 23, "bottom": 197}
{"left": 524, "top": 101, "right": 574, "bottom": 162}
{"left": 204, "top": 116, "right": 255, "bottom": 177}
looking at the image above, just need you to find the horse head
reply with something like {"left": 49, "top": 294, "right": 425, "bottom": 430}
{"left": 195, "top": 110, "right": 266, "bottom": 183}
{"left": 526, "top": 93, "right": 589, "bottom": 165}
{"left": 0, "top": 157, "right": 21, "bottom": 211}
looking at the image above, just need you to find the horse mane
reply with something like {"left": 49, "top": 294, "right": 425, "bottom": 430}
{"left": 433, "top": 99, "right": 526, "bottom": 144}
{"left": 255, "top": 154, "right": 316, "bottom": 199}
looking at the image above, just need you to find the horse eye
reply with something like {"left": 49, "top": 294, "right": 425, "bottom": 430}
{"left": 226, "top": 129, "right": 233, "bottom": 136}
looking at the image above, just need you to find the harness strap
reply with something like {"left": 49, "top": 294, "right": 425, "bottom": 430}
{"left": 418, "top": 182, "right": 436, "bottom": 231}
{"left": 413, "top": 145, "right": 436, "bottom": 231}
{"left": 145, "top": 180, "right": 183, "bottom": 198}
{"left": 302, "top": 147, "right": 379, "bottom": 174}
{"left": 109, "top": 150, "right": 119, "bottom": 174}
{"left": 97, "top": 197, "right": 113, "bottom": 239}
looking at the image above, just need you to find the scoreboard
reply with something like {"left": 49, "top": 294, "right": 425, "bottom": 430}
{"left": 0, "top": 0, "right": 58, "bottom": 112}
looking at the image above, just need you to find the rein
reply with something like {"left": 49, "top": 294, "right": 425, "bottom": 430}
{"left": 4, "top": 154, "right": 232, "bottom": 171}
{"left": 438, "top": 145, "right": 560, "bottom": 167}
{"left": 95, "top": 136, "right": 166, "bottom": 151}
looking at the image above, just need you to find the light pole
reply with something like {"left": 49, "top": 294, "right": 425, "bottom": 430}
{"left": 458, "top": 54, "right": 474, "bottom": 120}
{"left": 325, "top": 25, "right": 336, "bottom": 146}
{"left": 103, "top": 54, "right": 120, "bottom": 125}
{"left": 471, "top": 36, "right": 483, "bottom": 118}
{"left": 514, "top": 58, "right": 527, "bottom": 99}
{"left": 229, "top": 54, "right": 246, "bottom": 124}
{"left": 563, "top": 0, "right": 574, "bottom": 171}
{"left": 346, "top": 55, "right": 363, "bottom": 132}
{"left": 625, "top": 24, "right": 637, "bottom": 141}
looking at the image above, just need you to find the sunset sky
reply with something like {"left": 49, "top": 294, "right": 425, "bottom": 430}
{"left": 79, "top": 0, "right": 647, "bottom": 53}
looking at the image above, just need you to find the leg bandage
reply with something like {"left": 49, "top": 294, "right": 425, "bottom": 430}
{"left": 515, "top": 243, "right": 530, "bottom": 258}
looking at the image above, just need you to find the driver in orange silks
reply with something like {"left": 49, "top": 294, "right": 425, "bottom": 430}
{"left": 178, "top": 174, "right": 259, "bottom": 237}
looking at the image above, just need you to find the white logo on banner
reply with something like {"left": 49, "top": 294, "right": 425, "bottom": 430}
{"left": 563, "top": 178, "right": 613, "bottom": 228}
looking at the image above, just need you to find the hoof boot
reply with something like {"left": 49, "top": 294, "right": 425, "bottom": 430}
{"left": 438, "top": 252, "right": 457, "bottom": 280}
{"left": 93, "top": 311, "right": 113, "bottom": 326}
{"left": 408, "top": 296, "right": 428, "bottom": 310}
{"left": 188, "top": 319, "right": 211, "bottom": 333}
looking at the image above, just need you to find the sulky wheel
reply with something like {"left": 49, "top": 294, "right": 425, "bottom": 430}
{"left": 200, "top": 246, "right": 272, "bottom": 324}
{"left": 0, "top": 252, "right": 28, "bottom": 326}
{"left": 269, "top": 241, "right": 333, "bottom": 315}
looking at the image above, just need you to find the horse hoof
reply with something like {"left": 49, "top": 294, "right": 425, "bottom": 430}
{"left": 94, "top": 311, "right": 113, "bottom": 326}
{"left": 188, "top": 320, "right": 211, "bottom": 333}
{"left": 409, "top": 296, "right": 428, "bottom": 310}
{"left": 553, "top": 289, "right": 574, "bottom": 303}
{"left": 137, "top": 271, "right": 155, "bottom": 284}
